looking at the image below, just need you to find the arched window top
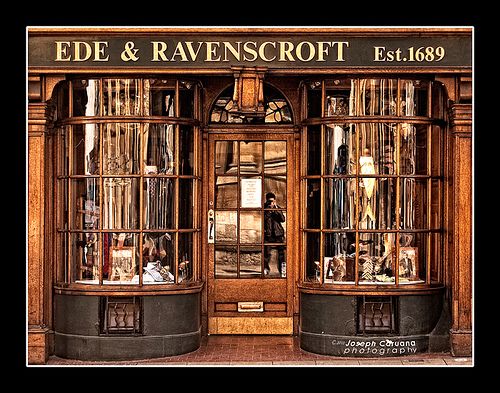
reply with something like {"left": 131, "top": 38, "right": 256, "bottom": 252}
{"left": 210, "top": 83, "right": 293, "bottom": 124}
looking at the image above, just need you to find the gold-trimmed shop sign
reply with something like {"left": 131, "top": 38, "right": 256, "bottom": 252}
{"left": 28, "top": 35, "right": 472, "bottom": 68}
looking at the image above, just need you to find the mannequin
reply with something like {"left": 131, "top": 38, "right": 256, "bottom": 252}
{"left": 359, "top": 147, "right": 376, "bottom": 224}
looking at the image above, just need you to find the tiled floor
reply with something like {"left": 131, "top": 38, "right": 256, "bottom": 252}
{"left": 46, "top": 335, "right": 473, "bottom": 366}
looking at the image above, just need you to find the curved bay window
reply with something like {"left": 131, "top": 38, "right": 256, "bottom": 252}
{"left": 301, "top": 78, "right": 444, "bottom": 287}
{"left": 57, "top": 78, "right": 201, "bottom": 286}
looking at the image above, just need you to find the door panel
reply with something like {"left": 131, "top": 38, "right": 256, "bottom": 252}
{"left": 207, "top": 133, "right": 294, "bottom": 334}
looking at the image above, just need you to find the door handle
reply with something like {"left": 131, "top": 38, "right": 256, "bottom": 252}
{"left": 208, "top": 208, "right": 215, "bottom": 244}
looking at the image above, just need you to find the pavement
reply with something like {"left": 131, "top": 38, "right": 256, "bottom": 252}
{"left": 44, "top": 335, "right": 473, "bottom": 367}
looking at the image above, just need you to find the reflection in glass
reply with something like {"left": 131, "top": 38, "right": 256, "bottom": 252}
{"left": 102, "top": 178, "right": 139, "bottom": 229}
{"left": 71, "top": 178, "right": 100, "bottom": 230}
{"left": 72, "top": 124, "right": 100, "bottom": 175}
{"left": 215, "top": 141, "right": 238, "bottom": 175}
{"left": 400, "top": 124, "right": 427, "bottom": 175}
{"left": 143, "top": 177, "right": 174, "bottom": 229}
{"left": 240, "top": 211, "right": 262, "bottom": 244}
{"left": 102, "top": 232, "right": 140, "bottom": 283}
{"left": 143, "top": 123, "right": 175, "bottom": 174}
{"left": 264, "top": 177, "right": 286, "bottom": 209}
{"left": 324, "top": 233, "right": 355, "bottom": 283}
{"left": 398, "top": 233, "right": 426, "bottom": 283}
{"left": 359, "top": 79, "right": 397, "bottom": 116}
{"left": 324, "top": 178, "right": 355, "bottom": 229}
{"left": 102, "top": 123, "right": 141, "bottom": 175}
{"left": 72, "top": 79, "right": 100, "bottom": 117}
{"left": 306, "top": 179, "right": 321, "bottom": 229}
{"left": 178, "top": 233, "right": 193, "bottom": 283}
{"left": 71, "top": 233, "right": 100, "bottom": 282}
{"left": 215, "top": 245, "right": 238, "bottom": 277}
{"left": 145, "top": 79, "right": 175, "bottom": 116}
{"left": 305, "top": 232, "right": 321, "bottom": 282}
{"left": 141, "top": 232, "right": 175, "bottom": 283}
{"left": 358, "top": 233, "right": 395, "bottom": 284}
{"left": 215, "top": 211, "right": 238, "bottom": 243}
{"left": 264, "top": 141, "right": 286, "bottom": 174}
{"left": 325, "top": 124, "right": 355, "bottom": 175}
{"left": 324, "top": 79, "right": 355, "bottom": 116}
{"left": 264, "top": 246, "right": 286, "bottom": 278}
{"left": 240, "top": 246, "right": 262, "bottom": 277}
{"left": 240, "top": 141, "right": 262, "bottom": 174}
{"left": 401, "top": 79, "right": 429, "bottom": 117}
{"left": 216, "top": 176, "right": 238, "bottom": 208}
{"left": 103, "top": 79, "right": 140, "bottom": 116}
{"left": 178, "top": 179, "right": 193, "bottom": 229}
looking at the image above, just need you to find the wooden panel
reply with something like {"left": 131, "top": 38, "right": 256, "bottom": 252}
{"left": 215, "top": 302, "right": 238, "bottom": 312}
{"left": 264, "top": 303, "right": 287, "bottom": 312}
{"left": 208, "top": 317, "right": 293, "bottom": 334}
{"left": 214, "top": 279, "right": 287, "bottom": 302}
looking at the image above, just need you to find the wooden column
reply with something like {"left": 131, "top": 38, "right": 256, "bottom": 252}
{"left": 448, "top": 101, "right": 472, "bottom": 356}
{"left": 28, "top": 101, "right": 51, "bottom": 364}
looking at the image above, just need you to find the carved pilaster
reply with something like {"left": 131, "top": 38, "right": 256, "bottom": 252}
{"left": 230, "top": 66, "right": 267, "bottom": 119}
{"left": 27, "top": 101, "right": 51, "bottom": 364}
{"left": 448, "top": 102, "right": 472, "bottom": 357}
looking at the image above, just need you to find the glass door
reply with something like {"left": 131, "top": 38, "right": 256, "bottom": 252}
{"left": 207, "top": 133, "right": 295, "bottom": 334}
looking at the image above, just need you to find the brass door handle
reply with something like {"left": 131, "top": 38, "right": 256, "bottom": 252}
{"left": 208, "top": 208, "right": 214, "bottom": 244}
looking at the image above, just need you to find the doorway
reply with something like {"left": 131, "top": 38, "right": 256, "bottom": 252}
{"left": 207, "top": 132, "right": 296, "bottom": 334}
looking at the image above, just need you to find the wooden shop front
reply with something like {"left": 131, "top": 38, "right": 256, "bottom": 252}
{"left": 27, "top": 27, "right": 473, "bottom": 363}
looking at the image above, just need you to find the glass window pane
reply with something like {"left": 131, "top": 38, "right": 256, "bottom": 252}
{"left": 307, "top": 83, "right": 322, "bottom": 118}
{"left": 400, "top": 124, "right": 427, "bottom": 176}
{"left": 178, "top": 233, "right": 193, "bottom": 283}
{"left": 359, "top": 123, "right": 396, "bottom": 175}
{"left": 264, "top": 208, "right": 286, "bottom": 243}
{"left": 358, "top": 232, "right": 396, "bottom": 284}
{"left": 240, "top": 211, "right": 262, "bottom": 244}
{"left": 325, "top": 79, "right": 355, "bottom": 116}
{"left": 430, "top": 233, "right": 441, "bottom": 283}
{"left": 72, "top": 79, "right": 100, "bottom": 117}
{"left": 102, "top": 79, "right": 140, "bottom": 116}
{"left": 307, "top": 125, "right": 321, "bottom": 175}
{"left": 215, "top": 245, "right": 237, "bottom": 277}
{"left": 240, "top": 246, "right": 262, "bottom": 277}
{"left": 359, "top": 79, "right": 397, "bottom": 116}
{"left": 325, "top": 124, "right": 356, "bottom": 175}
{"left": 102, "top": 178, "right": 140, "bottom": 229}
{"left": 324, "top": 178, "right": 355, "bottom": 229}
{"left": 306, "top": 179, "right": 321, "bottom": 229}
{"left": 216, "top": 176, "right": 238, "bottom": 208}
{"left": 145, "top": 79, "right": 175, "bottom": 116}
{"left": 215, "top": 211, "right": 238, "bottom": 243}
{"left": 264, "top": 141, "right": 286, "bottom": 174}
{"left": 102, "top": 232, "right": 140, "bottom": 283}
{"left": 71, "top": 233, "right": 100, "bottom": 283}
{"left": 215, "top": 141, "right": 238, "bottom": 175}
{"left": 305, "top": 232, "right": 321, "bottom": 282}
{"left": 71, "top": 124, "right": 100, "bottom": 175}
{"left": 142, "top": 232, "right": 175, "bottom": 283}
{"left": 264, "top": 245, "right": 286, "bottom": 278}
{"left": 143, "top": 177, "right": 174, "bottom": 229}
{"left": 359, "top": 178, "right": 396, "bottom": 230}
{"left": 324, "top": 232, "right": 356, "bottom": 283}
{"left": 102, "top": 123, "right": 141, "bottom": 175}
{"left": 400, "top": 178, "right": 427, "bottom": 230}
{"left": 179, "top": 83, "right": 194, "bottom": 118}
{"left": 178, "top": 179, "right": 193, "bottom": 229}
{"left": 430, "top": 125, "right": 443, "bottom": 177}
{"left": 143, "top": 123, "right": 175, "bottom": 175}
{"left": 240, "top": 141, "right": 262, "bottom": 174}
{"left": 180, "top": 125, "right": 194, "bottom": 175}
{"left": 264, "top": 176, "right": 286, "bottom": 209}
{"left": 401, "top": 79, "right": 429, "bottom": 117}
{"left": 70, "top": 178, "right": 100, "bottom": 230}
{"left": 398, "top": 233, "right": 427, "bottom": 284}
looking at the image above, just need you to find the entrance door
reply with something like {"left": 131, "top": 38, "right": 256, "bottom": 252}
{"left": 207, "top": 132, "right": 295, "bottom": 334}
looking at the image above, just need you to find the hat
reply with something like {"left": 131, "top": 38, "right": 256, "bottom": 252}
{"left": 265, "top": 192, "right": 276, "bottom": 200}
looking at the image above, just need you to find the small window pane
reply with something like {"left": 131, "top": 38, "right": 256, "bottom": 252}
{"left": 145, "top": 79, "right": 175, "bottom": 116}
{"left": 216, "top": 176, "right": 238, "bottom": 208}
{"left": 359, "top": 79, "right": 398, "bottom": 116}
{"left": 180, "top": 125, "right": 194, "bottom": 175}
{"left": 398, "top": 233, "right": 426, "bottom": 284}
{"left": 306, "top": 179, "right": 321, "bottom": 229}
{"left": 179, "top": 84, "right": 194, "bottom": 118}
{"left": 178, "top": 179, "right": 193, "bottom": 229}
{"left": 71, "top": 232, "right": 100, "bottom": 283}
{"left": 264, "top": 176, "right": 286, "bottom": 209}
{"left": 102, "top": 233, "right": 140, "bottom": 283}
{"left": 72, "top": 79, "right": 100, "bottom": 117}
{"left": 400, "top": 178, "right": 427, "bottom": 230}
{"left": 358, "top": 178, "right": 396, "bottom": 230}
{"left": 400, "top": 124, "right": 427, "bottom": 176}
{"left": 102, "top": 178, "right": 140, "bottom": 229}
{"left": 143, "top": 123, "right": 175, "bottom": 175}
{"left": 305, "top": 232, "right": 321, "bottom": 282}
{"left": 324, "top": 233, "right": 355, "bottom": 283}
{"left": 358, "top": 232, "right": 396, "bottom": 284}
{"left": 102, "top": 79, "right": 140, "bottom": 116}
{"left": 240, "top": 211, "right": 262, "bottom": 244}
{"left": 240, "top": 246, "right": 262, "bottom": 277}
{"left": 307, "top": 84, "right": 322, "bottom": 118}
{"left": 215, "top": 141, "right": 238, "bottom": 175}
{"left": 70, "top": 178, "right": 100, "bottom": 230}
{"left": 359, "top": 123, "right": 396, "bottom": 175}
{"left": 264, "top": 245, "right": 286, "bottom": 278}
{"left": 325, "top": 124, "right": 356, "bottom": 175}
{"left": 307, "top": 125, "right": 321, "bottom": 175}
{"left": 102, "top": 123, "right": 141, "bottom": 175}
{"left": 143, "top": 177, "right": 175, "bottom": 229}
{"left": 71, "top": 124, "right": 100, "bottom": 175}
{"left": 215, "top": 245, "right": 238, "bottom": 277}
{"left": 325, "top": 78, "right": 355, "bottom": 116}
{"left": 401, "top": 79, "right": 429, "bottom": 117}
{"left": 324, "top": 178, "right": 355, "bottom": 229}
{"left": 240, "top": 141, "right": 262, "bottom": 175}
{"left": 178, "top": 233, "right": 193, "bottom": 283}
{"left": 215, "top": 211, "right": 238, "bottom": 243}
{"left": 142, "top": 232, "right": 175, "bottom": 283}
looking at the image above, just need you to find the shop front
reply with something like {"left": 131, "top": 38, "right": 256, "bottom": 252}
{"left": 27, "top": 27, "right": 473, "bottom": 364}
